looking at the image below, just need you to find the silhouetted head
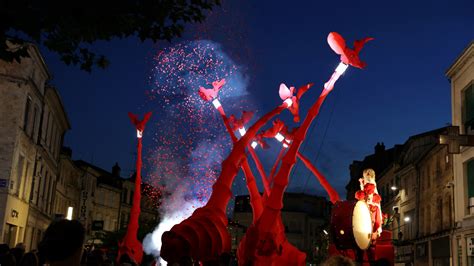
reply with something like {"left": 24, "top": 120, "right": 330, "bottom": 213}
{"left": 321, "top": 255, "right": 356, "bottom": 266}
{"left": 19, "top": 251, "right": 39, "bottom": 266}
{"left": 0, "top": 243, "right": 9, "bottom": 255}
{"left": 38, "top": 219, "right": 85, "bottom": 266}
{"left": 118, "top": 253, "right": 137, "bottom": 266}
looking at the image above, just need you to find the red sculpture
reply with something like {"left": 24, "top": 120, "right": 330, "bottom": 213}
{"left": 278, "top": 83, "right": 314, "bottom": 122}
{"left": 198, "top": 78, "right": 226, "bottom": 101}
{"left": 159, "top": 32, "right": 388, "bottom": 265}
{"left": 327, "top": 32, "right": 374, "bottom": 69}
{"left": 117, "top": 112, "right": 152, "bottom": 264}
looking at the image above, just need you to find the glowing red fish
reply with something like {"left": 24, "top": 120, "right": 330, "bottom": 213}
{"left": 261, "top": 119, "right": 285, "bottom": 139}
{"left": 279, "top": 83, "right": 314, "bottom": 122}
{"left": 327, "top": 32, "right": 374, "bottom": 69}
{"left": 128, "top": 112, "right": 152, "bottom": 133}
{"left": 198, "top": 78, "right": 226, "bottom": 101}
{"left": 229, "top": 111, "right": 254, "bottom": 131}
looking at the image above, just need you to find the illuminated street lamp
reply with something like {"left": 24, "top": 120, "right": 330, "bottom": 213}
{"left": 66, "top": 207, "right": 73, "bottom": 220}
{"left": 404, "top": 216, "right": 410, "bottom": 222}
{"left": 391, "top": 186, "right": 397, "bottom": 191}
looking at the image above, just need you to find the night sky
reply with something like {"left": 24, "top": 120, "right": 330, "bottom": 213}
{"left": 41, "top": 0, "right": 473, "bottom": 199}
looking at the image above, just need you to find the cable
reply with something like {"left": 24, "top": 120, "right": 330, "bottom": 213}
{"left": 301, "top": 88, "right": 340, "bottom": 194}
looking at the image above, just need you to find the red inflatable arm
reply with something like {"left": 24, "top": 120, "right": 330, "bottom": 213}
{"left": 117, "top": 112, "right": 152, "bottom": 264}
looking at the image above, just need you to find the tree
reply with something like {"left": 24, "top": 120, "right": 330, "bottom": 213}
{"left": 0, "top": 0, "right": 220, "bottom": 71}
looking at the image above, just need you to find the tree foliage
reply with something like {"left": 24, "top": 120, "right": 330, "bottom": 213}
{"left": 0, "top": 0, "right": 220, "bottom": 71}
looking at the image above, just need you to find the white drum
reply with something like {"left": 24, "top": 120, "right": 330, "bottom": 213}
{"left": 330, "top": 200, "right": 373, "bottom": 250}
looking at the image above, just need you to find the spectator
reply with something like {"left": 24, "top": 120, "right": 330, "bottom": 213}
{"left": 321, "top": 255, "right": 356, "bottom": 266}
{"left": 118, "top": 253, "right": 137, "bottom": 266}
{"left": 0, "top": 243, "right": 16, "bottom": 266}
{"left": 86, "top": 248, "right": 108, "bottom": 266}
{"left": 38, "top": 219, "right": 85, "bottom": 266}
{"left": 19, "top": 251, "right": 39, "bottom": 266}
{"left": 10, "top": 243, "right": 25, "bottom": 264}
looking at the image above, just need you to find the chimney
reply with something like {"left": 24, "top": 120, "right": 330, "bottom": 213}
{"left": 61, "top": 146, "right": 72, "bottom": 157}
{"left": 112, "top": 162, "right": 121, "bottom": 177}
{"left": 374, "top": 142, "right": 385, "bottom": 154}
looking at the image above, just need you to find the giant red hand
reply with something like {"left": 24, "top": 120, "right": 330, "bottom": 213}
{"left": 279, "top": 83, "right": 313, "bottom": 122}
{"left": 327, "top": 32, "right": 374, "bottom": 69}
{"left": 198, "top": 78, "right": 226, "bottom": 101}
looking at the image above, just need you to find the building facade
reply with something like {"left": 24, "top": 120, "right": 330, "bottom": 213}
{"left": 231, "top": 193, "right": 330, "bottom": 264}
{"left": 347, "top": 128, "right": 455, "bottom": 265}
{"left": 447, "top": 41, "right": 474, "bottom": 266}
{"left": 0, "top": 43, "right": 71, "bottom": 250}
{"left": 26, "top": 85, "right": 71, "bottom": 250}
{"left": 0, "top": 44, "right": 160, "bottom": 250}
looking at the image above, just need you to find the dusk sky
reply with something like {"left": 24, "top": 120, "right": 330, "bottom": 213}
{"left": 41, "top": 0, "right": 473, "bottom": 199}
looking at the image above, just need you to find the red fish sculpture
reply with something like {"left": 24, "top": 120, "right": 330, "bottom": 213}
{"left": 198, "top": 78, "right": 226, "bottom": 101}
{"left": 327, "top": 32, "right": 374, "bottom": 69}
{"left": 229, "top": 111, "right": 254, "bottom": 131}
{"left": 279, "top": 83, "right": 313, "bottom": 122}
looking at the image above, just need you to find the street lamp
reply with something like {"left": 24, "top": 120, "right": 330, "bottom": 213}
{"left": 404, "top": 216, "right": 410, "bottom": 222}
{"left": 391, "top": 186, "right": 397, "bottom": 191}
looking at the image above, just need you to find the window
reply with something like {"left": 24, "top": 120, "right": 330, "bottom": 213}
{"left": 466, "top": 160, "right": 474, "bottom": 214}
{"left": 462, "top": 84, "right": 474, "bottom": 134}
{"left": 21, "top": 161, "right": 31, "bottom": 200}
{"left": 23, "top": 97, "right": 32, "bottom": 135}
{"left": 427, "top": 165, "right": 431, "bottom": 188}
{"left": 32, "top": 105, "right": 39, "bottom": 140}
{"left": 122, "top": 189, "right": 128, "bottom": 203}
{"left": 12, "top": 154, "right": 25, "bottom": 197}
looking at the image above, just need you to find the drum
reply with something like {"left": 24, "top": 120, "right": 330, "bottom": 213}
{"left": 330, "top": 200, "right": 372, "bottom": 250}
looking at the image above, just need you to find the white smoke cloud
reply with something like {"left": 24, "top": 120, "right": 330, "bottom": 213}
{"left": 142, "top": 187, "right": 204, "bottom": 265}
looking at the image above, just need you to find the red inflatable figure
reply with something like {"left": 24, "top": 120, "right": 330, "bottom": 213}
{"left": 117, "top": 112, "right": 152, "bottom": 264}
{"left": 327, "top": 32, "right": 374, "bottom": 69}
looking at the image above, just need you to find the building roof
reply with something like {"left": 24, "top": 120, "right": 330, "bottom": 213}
{"left": 446, "top": 41, "right": 474, "bottom": 79}
{"left": 74, "top": 160, "right": 123, "bottom": 189}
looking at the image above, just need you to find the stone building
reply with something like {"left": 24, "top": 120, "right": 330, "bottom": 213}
{"left": 231, "top": 193, "right": 330, "bottom": 263}
{"left": 120, "top": 175, "right": 160, "bottom": 231}
{"left": 447, "top": 41, "right": 474, "bottom": 266}
{"left": 54, "top": 147, "right": 84, "bottom": 221}
{"left": 345, "top": 142, "right": 401, "bottom": 200}
{"left": 0, "top": 43, "right": 70, "bottom": 250}
{"left": 26, "top": 85, "right": 70, "bottom": 250}
{"left": 0, "top": 43, "right": 160, "bottom": 250}
{"left": 347, "top": 127, "right": 455, "bottom": 265}
{"left": 75, "top": 160, "right": 122, "bottom": 234}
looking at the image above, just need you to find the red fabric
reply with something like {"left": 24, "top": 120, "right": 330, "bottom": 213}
{"left": 355, "top": 190, "right": 366, "bottom": 201}
{"left": 372, "top": 194, "right": 381, "bottom": 204}
{"left": 364, "top": 183, "right": 376, "bottom": 194}
{"left": 327, "top": 32, "right": 374, "bottom": 69}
